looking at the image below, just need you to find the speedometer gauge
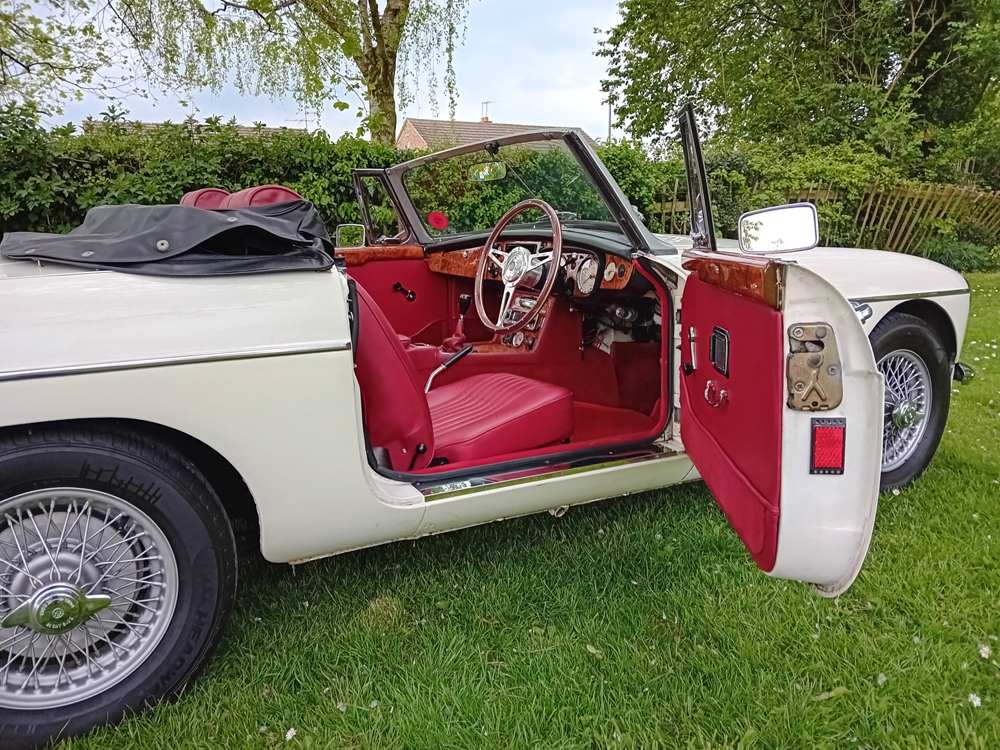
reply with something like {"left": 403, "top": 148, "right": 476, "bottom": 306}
{"left": 576, "top": 257, "right": 598, "bottom": 294}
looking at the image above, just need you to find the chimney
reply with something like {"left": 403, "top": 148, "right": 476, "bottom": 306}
{"left": 481, "top": 116, "right": 491, "bottom": 123}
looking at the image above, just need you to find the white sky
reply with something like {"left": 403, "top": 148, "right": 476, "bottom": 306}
{"left": 57, "top": 0, "right": 624, "bottom": 142}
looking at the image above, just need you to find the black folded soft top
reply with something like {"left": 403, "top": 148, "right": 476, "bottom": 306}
{"left": 0, "top": 200, "right": 334, "bottom": 276}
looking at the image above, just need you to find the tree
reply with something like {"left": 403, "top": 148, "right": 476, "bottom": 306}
{"left": 0, "top": 0, "right": 135, "bottom": 112}
{"left": 110, "top": 0, "right": 471, "bottom": 143}
{"left": 598, "top": 0, "right": 1000, "bottom": 158}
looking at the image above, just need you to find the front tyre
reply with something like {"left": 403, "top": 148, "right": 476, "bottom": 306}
{"left": 871, "top": 312, "right": 952, "bottom": 490}
{"left": 0, "top": 425, "right": 237, "bottom": 749}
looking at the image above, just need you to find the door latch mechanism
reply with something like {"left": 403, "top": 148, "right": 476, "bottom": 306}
{"left": 786, "top": 323, "right": 843, "bottom": 411}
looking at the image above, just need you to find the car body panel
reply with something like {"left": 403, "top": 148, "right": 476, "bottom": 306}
{"left": 670, "top": 252, "right": 882, "bottom": 592}
{"left": 417, "top": 451, "right": 697, "bottom": 537}
{"left": 0, "top": 258, "right": 349, "bottom": 379}
{"left": 770, "top": 264, "right": 883, "bottom": 593}
{"left": 0, "top": 263, "right": 426, "bottom": 563}
{"left": 0, "top": 128, "right": 970, "bottom": 573}
{"left": 655, "top": 235, "right": 970, "bottom": 358}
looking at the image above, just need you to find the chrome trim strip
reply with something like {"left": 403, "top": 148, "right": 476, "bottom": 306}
{"left": 0, "top": 341, "right": 352, "bottom": 383}
{"left": 420, "top": 449, "right": 679, "bottom": 500}
{"left": 848, "top": 288, "right": 969, "bottom": 304}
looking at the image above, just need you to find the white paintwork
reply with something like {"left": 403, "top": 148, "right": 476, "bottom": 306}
{"left": 769, "top": 265, "right": 883, "bottom": 594}
{"left": 0, "top": 349, "right": 426, "bottom": 563}
{"left": 417, "top": 453, "right": 697, "bottom": 538}
{"left": 0, "top": 259, "right": 348, "bottom": 378}
{"left": 656, "top": 235, "right": 970, "bottom": 356}
{"left": 0, "top": 229, "right": 969, "bottom": 585}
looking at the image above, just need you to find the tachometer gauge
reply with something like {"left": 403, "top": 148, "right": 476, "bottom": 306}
{"left": 577, "top": 257, "right": 598, "bottom": 294}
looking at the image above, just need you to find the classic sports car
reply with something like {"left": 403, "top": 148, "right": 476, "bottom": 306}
{"left": 0, "top": 106, "right": 971, "bottom": 746}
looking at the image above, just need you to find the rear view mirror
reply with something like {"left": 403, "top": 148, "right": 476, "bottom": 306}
{"left": 738, "top": 203, "right": 819, "bottom": 255}
{"left": 335, "top": 223, "right": 366, "bottom": 248}
{"left": 468, "top": 161, "right": 507, "bottom": 182}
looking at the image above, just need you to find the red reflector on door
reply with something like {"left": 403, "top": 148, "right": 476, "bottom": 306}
{"left": 811, "top": 418, "right": 846, "bottom": 475}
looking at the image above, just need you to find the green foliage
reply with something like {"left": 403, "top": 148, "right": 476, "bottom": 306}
{"left": 917, "top": 237, "right": 1000, "bottom": 272}
{"left": 109, "top": 0, "right": 471, "bottom": 143}
{"left": 402, "top": 144, "right": 617, "bottom": 236}
{"left": 0, "top": 105, "right": 402, "bottom": 235}
{"left": 598, "top": 139, "right": 672, "bottom": 228}
{"left": 917, "top": 236, "right": 1000, "bottom": 272}
{"left": 0, "top": 104, "right": 980, "bottom": 254}
{"left": 599, "top": 0, "right": 1000, "bottom": 173}
{"left": 0, "top": 0, "right": 126, "bottom": 112}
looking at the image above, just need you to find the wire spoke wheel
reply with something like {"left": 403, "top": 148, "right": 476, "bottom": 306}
{"left": 0, "top": 488, "right": 178, "bottom": 710}
{"left": 877, "top": 349, "right": 932, "bottom": 473}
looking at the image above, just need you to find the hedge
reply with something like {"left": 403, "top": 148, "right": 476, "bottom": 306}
{"left": 0, "top": 106, "right": 403, "bottom": 235}
{"left": 3, "top": 105, "right": 981, "bottom": 258}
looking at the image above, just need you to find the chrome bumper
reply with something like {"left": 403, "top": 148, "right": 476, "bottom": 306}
{"left": 954, "top": 361, "right": 975, "bottom": 384}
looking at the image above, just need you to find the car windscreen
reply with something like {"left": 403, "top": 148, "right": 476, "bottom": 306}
{"left": 401, "top": 139, "right": 625, "bottom": 239}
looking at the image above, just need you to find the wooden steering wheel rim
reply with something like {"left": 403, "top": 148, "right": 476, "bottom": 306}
{"left": 473, "top": 198, "right": 563, "bottom": 334}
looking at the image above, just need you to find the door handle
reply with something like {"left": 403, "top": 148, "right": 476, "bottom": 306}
{"left": 683, "top": 326, "right": 697, "bottom": 376}
{"left": 704, "top": 380, "right": 728, "bottom": 408}
{"left": 393, "top": 281, "right": 416, "bottom": 302}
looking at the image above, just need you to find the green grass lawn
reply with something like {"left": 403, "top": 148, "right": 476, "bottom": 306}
{"left": 65, "top": 275, "right": 1000, "bottom": 750}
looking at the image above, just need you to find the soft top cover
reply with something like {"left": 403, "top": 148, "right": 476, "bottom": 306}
{"left": 0, "top": 200, "right": 334, "bottom": 276}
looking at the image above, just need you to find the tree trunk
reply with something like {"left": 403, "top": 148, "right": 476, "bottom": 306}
{"left": 366, "top": 75, "right": 398, "bottom": 145}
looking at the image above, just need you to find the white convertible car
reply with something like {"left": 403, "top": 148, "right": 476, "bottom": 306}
{"left": 0, "top": 107, "right": 971, "bottom": 745}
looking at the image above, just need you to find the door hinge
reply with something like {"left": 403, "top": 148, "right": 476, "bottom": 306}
{"left": 786, "top": 323, "right": 843, "bottom": 411}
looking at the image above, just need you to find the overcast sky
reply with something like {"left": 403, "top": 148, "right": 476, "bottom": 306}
{"left": 58, "top": 0, "right": 624, "bottom": 142}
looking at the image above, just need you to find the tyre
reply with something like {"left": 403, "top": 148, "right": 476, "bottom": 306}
{"left": 0, "top": 424, "right": 238, "bottom": 749}
{"left": 870, "top": 312, "right": 952, "bottom": 490}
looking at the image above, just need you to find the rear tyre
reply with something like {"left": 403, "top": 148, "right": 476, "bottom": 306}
{"left": 870, "top": 312, "right": 952, "bottom": 490}
{"left": 0, "top": 425, "right": 237, "bottom": 749}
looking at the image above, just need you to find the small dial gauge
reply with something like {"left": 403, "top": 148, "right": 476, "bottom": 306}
{"left": 604, "top": 261, "right": 618, "bottom": 282}
{"left": 577, "top": 257, "right": 598, "bottom": 295}
{"left": 512, "top": 332, "right": 525, "bottom": 348}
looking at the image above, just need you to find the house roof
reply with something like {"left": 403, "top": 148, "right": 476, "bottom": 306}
{"left": 397, "top": 117, "right": 599, "bottom": 151}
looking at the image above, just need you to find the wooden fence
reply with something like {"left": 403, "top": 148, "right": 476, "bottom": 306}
{"left": 654, "top": 180, "right": 1000, "bottom": 253}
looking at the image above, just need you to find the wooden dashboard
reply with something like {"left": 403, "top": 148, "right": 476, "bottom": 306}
{"left": 426, "top": 243, "right": 634, "bottom": 295}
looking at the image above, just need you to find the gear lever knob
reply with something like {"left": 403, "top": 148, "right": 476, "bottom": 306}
{"left": 458, "top": 293, "right": 472, "bottom": 318}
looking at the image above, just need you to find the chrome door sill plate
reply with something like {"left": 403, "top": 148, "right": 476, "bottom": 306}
{"left": 418, "top": 447, "right": 678, "bottom": 500}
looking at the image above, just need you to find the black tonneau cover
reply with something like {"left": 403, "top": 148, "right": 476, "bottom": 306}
{"left": 0, "top": 201, "right": 334, "bottom": 276}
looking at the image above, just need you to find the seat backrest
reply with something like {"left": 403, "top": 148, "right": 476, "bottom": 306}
{"left": 354, "top": 283, "right": 435, "bottom": 471}
{"left": 180, "top": 188, "right": 230, "bottom": 209}
{"left": 221, "top": 185, "right": 303, "bottom": 208}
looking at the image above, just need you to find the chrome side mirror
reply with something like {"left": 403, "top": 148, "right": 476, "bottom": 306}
{"left": 738, "top": 203, "right": 819, "bottom": 255}
{"left": 335, "top": 224, "right": 366, "bottom": 248}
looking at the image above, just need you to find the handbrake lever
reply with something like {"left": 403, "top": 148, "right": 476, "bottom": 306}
{"left": 425, "top": 344, "right": 473, "bottom": 393}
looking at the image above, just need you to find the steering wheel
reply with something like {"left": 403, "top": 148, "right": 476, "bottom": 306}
{"left": 474, "top": 199, "right": 563, "bottom": 334}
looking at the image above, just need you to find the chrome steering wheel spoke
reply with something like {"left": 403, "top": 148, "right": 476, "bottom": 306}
{"left": 474, "top": 199, "right": 564, "bottom": 334}
{"left": 526, "top": 250, "right": 553, "bottom": 271}
{"left": 496, "top": 284, "right": 516, "bottom": 329}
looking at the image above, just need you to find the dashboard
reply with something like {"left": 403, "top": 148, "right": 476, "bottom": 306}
{"left": 425, "top": 241, "right": 636, "bottom": 299}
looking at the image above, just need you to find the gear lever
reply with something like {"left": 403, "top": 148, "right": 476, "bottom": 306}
{"left": 441, "top": 294, "right": 472, "bottom": 352}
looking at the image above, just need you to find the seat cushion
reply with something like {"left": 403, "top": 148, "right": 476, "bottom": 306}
{"left": 427, "top": 373, "right": 574, "bottom": 464}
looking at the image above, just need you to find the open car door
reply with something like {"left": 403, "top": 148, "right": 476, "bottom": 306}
{"left": 677, "top": 105, "right": 884, "bottom": 596}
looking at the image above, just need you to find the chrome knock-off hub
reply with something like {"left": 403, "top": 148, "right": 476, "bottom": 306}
{"left": 502, "top": 247, "right": 530, "bottom": 285}
{"left": 891, "top": 399, "right": 924, "bottom": 430}
{"left": 1, "top": 582, "right": 111, "bottom": 635}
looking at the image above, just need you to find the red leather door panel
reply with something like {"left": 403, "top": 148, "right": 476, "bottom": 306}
{"left": 347, "top": 258, "right": 451, "bottom": 343}
{"left": 680, "top": 274, "right": 784, "bottom": 571}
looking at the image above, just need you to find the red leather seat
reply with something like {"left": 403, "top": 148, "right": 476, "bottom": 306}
{"left": 427, "top": 373, "right": 574, "bottom": 464}
{"left": 354, "top": 283, "right": 573, "bottom": 470}
{"left": 180, "top": 188, "right": 230, "bottom": 209}
{"left": 221, "top": 185, "right": 303, "bottom": 208}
